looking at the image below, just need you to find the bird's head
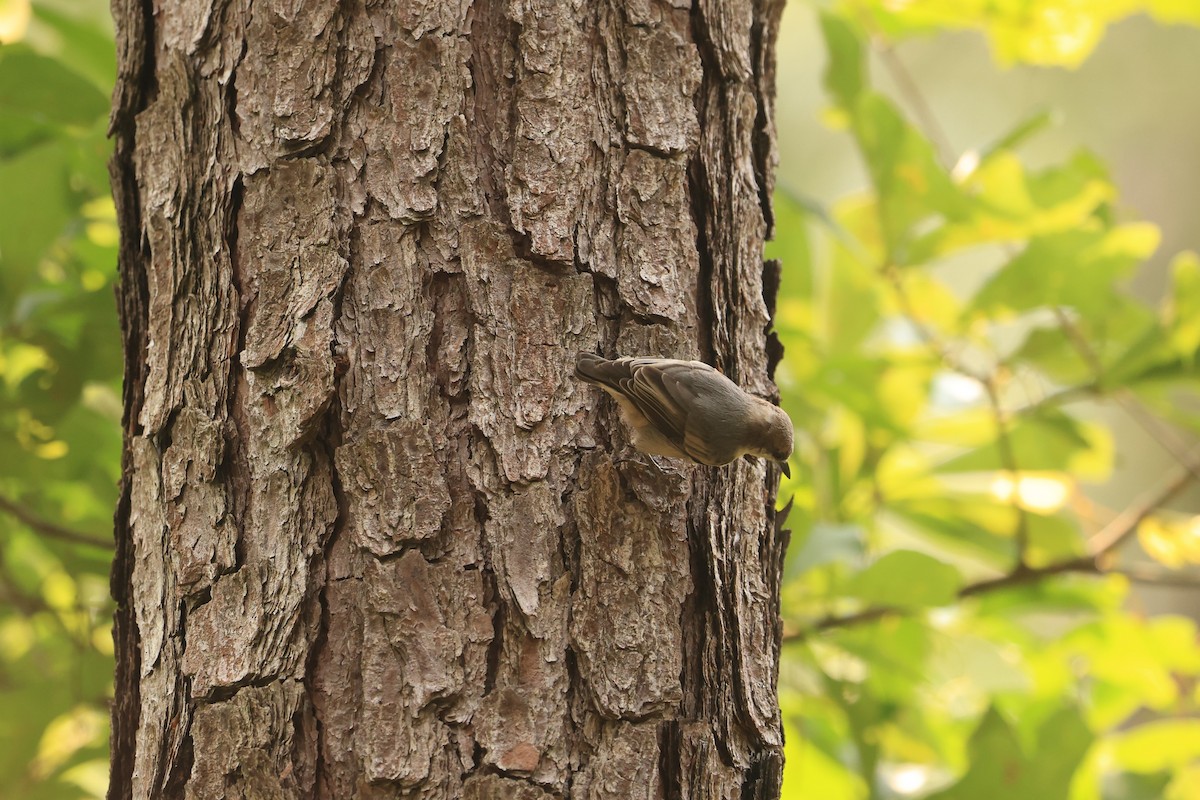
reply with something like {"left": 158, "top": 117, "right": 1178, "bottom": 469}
{"left": 765, "top": 405, "right": 794, "bottom": 478}
{"left": 746, "top": 400, "right": 794, "bottom": 478}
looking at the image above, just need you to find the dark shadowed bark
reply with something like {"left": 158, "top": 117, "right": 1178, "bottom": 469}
{"left": 109, "top": 0, "right": 788, "bottom": 797}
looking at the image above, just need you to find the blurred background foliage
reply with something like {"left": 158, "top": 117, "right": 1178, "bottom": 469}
{"left": 0, "top": 0, "right": 118, "bottom": 796}
{"left": 773, "top": 1, "right": 1200, "bottom": 798}
{"left": 1, "top": 0, "right": 1199, "bottom": 798}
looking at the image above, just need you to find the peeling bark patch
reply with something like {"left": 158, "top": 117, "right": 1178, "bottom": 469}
{"left": 571, "top": 455, "right": 690, "bottom": 718}
{"left": 575, "top": 721, "right": 660, "bottom": 800}
{"left": 462, "top": 220, "right": 595, "bottom": 483}
{"left": 185, "top": 681, "right": 315, "bottom": 800}
{"left": 616, "top": 150, "right": 699, "bottom": 322}
{"left": 310, "top": 575, "right": 364, "bottom": 798}
{"left": 484, "top": 484, "right": 563, "bottom": 627}
{"left": 162, "top": 407, "right": 234, "bottom": 592}
{"left": 336, "top": 422, "right": 450, "bottom": 556}
{"left": 475, "top": 578, "right": 571, "bottom": 783}
{"left": 235, "top": 2, "right": 374, "bottom": 159}
{"left": 239, "top": 159, "right": 347, "bottom": 373}
{"left": 622, "top": 16, "right": 701, "bottom": 154}
{"left": 504, "top": 0, "right": 595, "bottom": 263}
{"left": 360, "top": 552, "right": 492, "bottom": 786}
{"left": 463, "top": 773, "right": 558, "bottom": 800}
{"left": 181, "top": 452, "right": 337, "bottom": 697}
{"left": 337, "top": 219, "right": 436, "bottom": 422}
{"left": 134, "top": 52, "right": 239, "bottom": 436}
{"left": 351, "top": 24, "right": 470, "bottom": 222}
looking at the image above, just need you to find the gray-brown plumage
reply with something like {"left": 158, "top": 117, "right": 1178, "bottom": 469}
{"left": 575, "top": 353, "right": 793, "bottom": 476}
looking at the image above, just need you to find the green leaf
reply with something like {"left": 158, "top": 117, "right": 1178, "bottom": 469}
{"left": 850, "top": 93, "right": 968, "bottom": 262}
{"left": 787, "top": 521, "right": 865, "bottom": 578}
{"left": 888, "top": 502, "right": 1014, "bottom": 565}
{"left": 0, "top": 139, "right": 75, "bottom": 298}
{"left": 934, "top": 411, "right": 1096, "bottom": 473}
{"left": 843, "top": 550, "right": 961, "bottom": 609}
{"left": 1164, "top": 251, "right": 1200, "bottom": 362}
{"left": 0, "top": 45, "right": 108, "bottom": 129}
{"left": 972, "top": 224, "right": 1160, "bottom": 317}
{"left": 818, "top": 11, "right": 866, "bottom": 111}
{"left": 31, "top": 5, "right": 117, "bottom": 93}
{"left": 768, "top": 187, "right": 816, "bottom": 305}
{"left": 911, "top": 149, "right": 1112, "bottom": 261}
{"left": 926, "top": 706, "right": 1092, "bottom": 799}
{"left": 832, "top": 616, "right": 931, "bottom": 700}
{"left": 1010, "top": 324, "right": 1092, "bottom": 385}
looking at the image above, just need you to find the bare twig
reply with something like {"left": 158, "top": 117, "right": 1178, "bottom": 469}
{"left": 790, "top": 557, "right": 1097, "bottom": 641}
{"left": 1087, "top": 457, "right": 1197, "bottom": 555}
{"left": 1051, "top": 307, "right": 1200, "bottom": 478}
{"left": 1014, "top": 382, "right": 1099, "bottom": 417}
{"left": 884, "top": 267, "right": 1032, "bottom": 566}
{"left": 785, "top": 461, "right": 1198, "bottom": 642}
{"left": 0, "top": 494, "right": 111, "bottom": 550}
{"left": 1115, "top": 565, "right": 1200, "bottom": 589}
{"left": 875, "top": 44, "right": 957, "bottom": 166}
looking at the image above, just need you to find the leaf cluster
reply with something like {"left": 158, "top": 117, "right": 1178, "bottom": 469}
{"left": 774, "top": 3, "right": 1200, "bottom": 798}
{"left": 0, "top": 1, "right": 118, "bottom": 797}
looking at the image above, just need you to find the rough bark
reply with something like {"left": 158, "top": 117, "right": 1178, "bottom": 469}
{"left": 109, "top": 1, "right": 788, "bottom": 798}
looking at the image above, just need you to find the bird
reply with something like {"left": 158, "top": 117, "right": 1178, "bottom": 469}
{"left": 575, "top": 353, "right": 793, "bottom": 477}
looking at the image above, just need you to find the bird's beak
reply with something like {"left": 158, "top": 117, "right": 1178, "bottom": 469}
{"left": 780, "top": 461, "right": 791, "bottom": 479}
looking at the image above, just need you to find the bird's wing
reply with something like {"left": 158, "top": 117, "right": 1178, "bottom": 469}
{"left": 628, "top": 359, "right": 729, "bottom": 466}
{"left": 577, "top": 355, "right": 730, "bottom": 465}
{"left": 652, "top": 363, "right": 727, "bottom": 465}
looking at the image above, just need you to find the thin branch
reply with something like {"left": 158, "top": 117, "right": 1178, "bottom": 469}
{"left": 785, "top": 462, "right": 1198, "bottom": 642}
{"left": 0, "top": 493, "right": 111, "bottom": 550}
{"left": 1014, "top": 382, "right": 1099, "bottom": 417}
{"left": 983, "top": 381, "right": 1031, "bottom": 567}
{"left": 883, "top": 265, "right": 989, "bottom": 383}
{"left": 884, "top": 266, "right": 1032, "bottom": 565}
{"left": 791, "top": 557, "right": 1097, "bottom": 641}
{"left": 1115, "top": 565, "right": 1200, "bottom": 590}
{"left": 1087, "top": 456, "right": 1197, "bottom": 555}
{"left": 875, "top": 43, "right": 957, "bottom": 167}
{"left": 1051, "top": 307, "right": 1200, "bottom": 480}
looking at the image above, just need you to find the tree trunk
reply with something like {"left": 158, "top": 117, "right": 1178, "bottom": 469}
{"left": 108, "top": 1, "right": 787, "bottom": 798}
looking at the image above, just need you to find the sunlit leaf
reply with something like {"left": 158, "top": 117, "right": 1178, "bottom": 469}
{"left": 60, "top": 758, "right": 109, "bottom": 798}
{"left": 1163, "top": 251, "right": 1200, "bottom": 362}
{"left": 934, "top": 411, "right": 1098, "bottom": 473}
{"left": 1148, "top": 0, "right": 1200, "bottom": 24}
{"left": 819, "top": 10, "right": 866, "bottom": 111}
{"left": 1108, "top": 720, "right": 1200, "bottom": 774}
{"left": 972, "top": 224, "right": 1160, "bottom": 318}
{"left": 844, "top": 549, "right": 962, "bottom": 609}
{"left": 29, "top": 705, "right": 106, "bottom": 779}
{"left": 1137, "top": 516, "right": 1200, "bottom": 568}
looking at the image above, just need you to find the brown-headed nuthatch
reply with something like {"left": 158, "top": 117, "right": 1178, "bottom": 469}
{"left": 575, "top": 353, "right": 793, "bottom": 477}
